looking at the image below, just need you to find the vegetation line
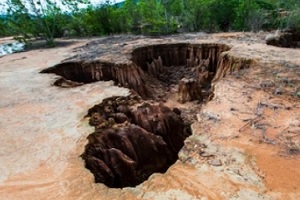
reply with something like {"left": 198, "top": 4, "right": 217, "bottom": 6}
{"left": 0, "top": 0, "right": 299, "bottom": 46}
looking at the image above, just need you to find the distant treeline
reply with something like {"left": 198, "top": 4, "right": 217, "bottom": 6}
{"left": 0, "top": 0, "right": 299, "bottom": 46}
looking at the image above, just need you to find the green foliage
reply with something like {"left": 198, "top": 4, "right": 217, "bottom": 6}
{"left": 4, "top": 0, "right": 88, "bottom": 45}
{"left": 284, "top": 8, "right": 300, "bottom": 31}
{"left": 175, "top": 0, "right": 239, "bottom": 32}
{"left": 179, "top": 0, "right": 204, "bottom": 31}
{"left": 138, "top": 0, "right": 165, "bottom": 34}
{"left": 123, "top": 0, "right": 140, "bottom": 33}
{"left": 1, "top": 0, "right": 299, "bottom": 42}
{"left": 0, "top": 19, "right": 6, "bottom": 36}
{"left": 63, "top": 1, "right": 129, "bottom": 37}
{"left": 235, "top": 0, "right": 277, "bottom": 31}
{"left": 208, "top": 0, "right": 239, "bottom": 31}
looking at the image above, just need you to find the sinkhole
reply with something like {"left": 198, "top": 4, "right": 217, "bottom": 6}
{"left": 82, "top": 94, "right": 192, "bottom": 188}
{"left": 41, "top": 43, "right": 252, "bottom": 188}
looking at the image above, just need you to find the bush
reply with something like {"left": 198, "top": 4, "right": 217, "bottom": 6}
{"left": 285, "top": 8, "right": 300, "bottom": 31}
{"left": 246, "top": 9, "right": 266, "bottom": 32}
{"left": 2, "top": 0, "right": 300, "bottom": 41}
{"left": 0, "top": 18, "right": 9, "bottom": 36}
{"left": 4, "top": 0, "right": 87, "bottom": 46}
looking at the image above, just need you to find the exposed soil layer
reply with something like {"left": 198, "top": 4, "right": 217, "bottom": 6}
{"left": 41, "top": 61, "right": 148, "bottom": 97}
{"left": 131, "top": 43, "right": 230, "bottom": 102}
{"left": 41, "top": 43, "right": 254, "bottom": 188}
{"left": 41, "top": 43, "right": 252, "bottom": 102}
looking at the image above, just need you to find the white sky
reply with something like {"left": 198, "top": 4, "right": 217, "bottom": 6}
{"left": 0, "top": 0, "right": 125, "bottom": 14}
{"left": 90, "top": 0, "right": 124, "bottom": 5}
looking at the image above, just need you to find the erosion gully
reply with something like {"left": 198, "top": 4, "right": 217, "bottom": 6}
{"left": 41, "top": 43, "right": 253, "bottom": 188}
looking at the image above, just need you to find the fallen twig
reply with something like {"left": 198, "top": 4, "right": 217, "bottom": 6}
{"left": 239, "top": 116, "right": 264, "bottom": 132}
{"left": 261, "top": 127, "right": 277, "bottom": 145}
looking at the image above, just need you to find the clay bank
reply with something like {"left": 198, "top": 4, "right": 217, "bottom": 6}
{"left": 0, "top": 33, "right": 299, "bottom": 200}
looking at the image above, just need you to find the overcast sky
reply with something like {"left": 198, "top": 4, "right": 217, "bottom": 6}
{"left": 90, "top": 0, "right": 124, "bottom": 5}
{"left": 0, "top": 0, "right": 124, "bottom": 14}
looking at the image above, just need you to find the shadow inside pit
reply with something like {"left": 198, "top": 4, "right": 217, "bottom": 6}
{"left": 82, "top": 94, "right": 192, "bottom": 188}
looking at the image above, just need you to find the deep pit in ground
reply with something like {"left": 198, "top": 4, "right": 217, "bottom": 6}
{"left": 82, "top": 94, "right": 191, "bottom": 188}
{"left": 41, "top": 43, "right": 253, "bottom": 188}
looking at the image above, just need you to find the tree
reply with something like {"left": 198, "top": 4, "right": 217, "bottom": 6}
{"left": 138, "top": 0, "right": 166, "bottom": 34}
{"left": 5, "top": 0, "right": 89, "bottom": 46}
{"left": 209, "top": 0, "right": 238, "bottom": 31}
{"left": 2, "top": 0, "right": 298, "bottom": 40}
{"left": 0, "top": 15, "right": 10, "bottom": 36}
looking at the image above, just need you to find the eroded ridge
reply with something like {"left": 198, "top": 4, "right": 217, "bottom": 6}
{"left": 41, "top": 61, "right": 149, "bottom": 98}
{"left": 81, "top": 94, "right": 191, "bottom": 188}
{"left": 41, "top": 43, "right": 254, "bottom": 103}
